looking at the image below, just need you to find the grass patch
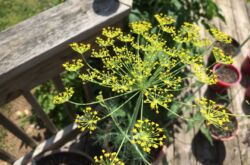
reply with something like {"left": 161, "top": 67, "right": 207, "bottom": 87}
{"left": 0, "top": 0, "right": 64, "bottom": 31}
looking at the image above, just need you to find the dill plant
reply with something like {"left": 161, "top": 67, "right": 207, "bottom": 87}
{"left": 53, "top": 14, "right": 239, "bottom": 164}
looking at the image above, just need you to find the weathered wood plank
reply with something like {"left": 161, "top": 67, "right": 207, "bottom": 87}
{"left": 172, "top": 123, "right": 197, "bottom": 165}
{"left": 0, "top": 112, "right": 37, "bottom": 148}
{"left": 213, "top": 1, "right": 242, "bottom": 165}
{"left": 0, "top": 148, "right": 17, "bottom": 164}
{"left": 119, "top": 0, "right": 133, "bottom": 7}
{"left": 23, "top": 91, "right": 58, "bottom": 134}
{"left": 0, "top": 0, "right": 131, "bottom": 106}
{"left": 230, "top": 0, "right": 250, "bottom": 48}
{"left": 52, "top": 75, "right": 75, "bottom": 121}
{"left": 217, "top": 0, "right": 249, "bottom": 164}
{"left": 228, "top": 0, "right": 250, "bottom": 164}
{"left": 13, "top": 123, "right": 80, "bottom": 165}
{"left": 216, "top": 0, "right": 241, "bottom": 164}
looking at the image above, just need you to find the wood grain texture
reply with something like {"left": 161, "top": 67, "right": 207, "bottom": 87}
{"left": 0, "top": 0, "right": 130, "bottom": 106}
{"left": 214, "top": 0, "right": 242, "bottom": 164}
{"left": 13, "top": 123, "right": 80, "bottom": 165}
{"left": 119, "top": 0, "right": 133, "bottom": 7}
{"left": 228, "top": 0, "right": 250, "bottom": 164}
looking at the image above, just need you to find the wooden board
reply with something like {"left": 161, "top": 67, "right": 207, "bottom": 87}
{"left": 0, "top": 0, "right": 130, "bottom": 106}
{"left": 228, "top": 0, "right": 250, "bottom": 164}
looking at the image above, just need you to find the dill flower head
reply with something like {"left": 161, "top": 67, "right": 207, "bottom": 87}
{"left": 212, "top": 47, "right": 234, "bottom": 64}
{"left": 68, "top": 14, "right": 232, "bottom": 115}
{"left": 53, "top": 87, "right": 74, "bottom": 104}
{"left": 197, "top": 98, "right": 231, "bottom": 130}
{"left": 210, "top": 28, "right": 232, "bottom": 44}
{"left": 70, "top": 42, "right": 91, "bottom": 54}
{"left": 174, "top": 22, "right": 201, "bottom": 43}
{"left": 130, "top": 20, "right": 152, "bottom": 34}
{"left": 131, "top": 119, "right": 166, "bottom": 153}
{"left": 102, "top": 27, "right": 122, "bottom": 38}
{"left": 117, "top": 33, "right": 134, "bottom": 42}
{"left": 62, "top": 59, "right": 84, "bottom": 72}
{"left": 192, "top": 64, "right": 217, "bottom": 85}
{"left": 154, "top": 13, "right": 176, "bottom": 26}
{"left": 75, "top": 107, "right": 100, "bottom": 133}
{"left": 94, "top": 150, "right": 125, "bottom": 165}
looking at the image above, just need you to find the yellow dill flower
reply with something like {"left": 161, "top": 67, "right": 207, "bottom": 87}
{"left": 75, "top": 107, "right": 100, "bottom": 134}
{"left": 131, "top": 42, "right": 145, "bottom": 50}
{"left": 174, "top": 22, "right": 201, "bottom": 43}
{"left": 160, "top": 26, "right": 176, "bottom": 36}
{"left": 102, "top": 27, "right": 122, "bottom": 38}
{"left": 154, "top": 14, "right": 176, "bottom": 26}
{"left": 70, "top": 42, "right": 91, "bottom": 54}
{"left": 144, "top": 92, "right": 174, "bottom": 114}
{"left": 113, "top": 46, "right": 128, "bottom": 54}
{"left": 192, "top": 64, "right": 217, "bottom": 85}
{"left": 197, "top": 98, "right": 230, "bottom": 130}
{"left": 154, "top": 14, "right": 176, "bottom": 36}
{"left": 131, "top": 119, "right": 166, "bottom": 153}
{"left": 94, "top": 150, "right": 125, "bottom": 165}
{"left": 96, "top": 37, "right": 114, "bottom": 47}
{"left": 193, "top": 38, "right": 212, "bottom": 47}
{"left": 117, "top": 33, "right": 134, "bottom": 42}
{"left": 177, "top": 49, "right": 203, "bottom": 65}
{"left": 53, "top": 87, "right": 74, "bottom": 104}
{"left": 62, "top": 59, "right": 84, "bottom": 72}
{"left": 130, "top": 21, "right": 152, "bottom": 34}
{"left": 210, "top": 28, "right": 232, "bottom": 43}
{"left": 91, "top": 48, "right": 110, "bottom": 58}
{"left": 212, "top": 47, "right": 234, "bottom": 64}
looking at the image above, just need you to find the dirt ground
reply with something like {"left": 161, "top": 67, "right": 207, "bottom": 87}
{"left": 0, "top": 96, "right": 46, "bottom": 165}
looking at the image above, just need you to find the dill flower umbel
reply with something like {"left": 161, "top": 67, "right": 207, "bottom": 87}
{"left": 70, "top": 42, "right": 91, "bottom": 54}
{"left": 53, "top": 87, "right": 74, "bottom": 104}
{"left": 192, "top": 64, "right": 217, "bottom": 85}
{"left": 197, "top": 98, "right": 230, "bottom": 130}
{"left": 75, "top": 107, "right": 100, "bottom": 133}
{"left": 102, "top": 27, "right": 122, "bottom": 38}
{"left": 212, "top": 47, "right": 234, "bottom": 64}
{"left": 210, "top": 28, "right": 232, "bottom": 44}
{"left": 62, "top": 59, "right": 84, "bottom": 72}
{"left": 154, "top": 14, "right": 176, "bottom": 26}
{"left": 94, "top": 150, "right": 125, "bottom": 165}
{"left": 130, "top": 21, "right": 152, "bottom": 34}
{"left": 57, "top": 14, "right": 237, "bottom": 164}
{"left": 131, "top": 119, "right": 166, "bottom": 153}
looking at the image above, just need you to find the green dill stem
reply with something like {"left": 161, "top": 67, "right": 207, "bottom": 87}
{"left": 111, "top": 116, "right": 151, "bottom": 165}
{"left": 80, "top": 54, "right": 96, "bottom": 71}
{"left": 136, "top": 34, "right": 140, "bottom": 56}
{"left": 111, "top": 136, "right": 126, "bottom": 164}
{"left": 67, "top": 90, "right": 137, "bottom": 106}
{"left": 227, "top": 113, "right": 250, "bottom": 118}
{"left": 109, "top": 92, "right": 148, "bottom": 164}
{"left": 146, "top": 66, "right": 163, "bottom": 86}
{"left": 173, "top": 101, "right": 193, "bottom": 107}
{"left": 101, "top": 92, "right": 139, "bottom": 120}
{"left": 140, "top": 97, "right": 144, "bottom": 120}
{"left": 130, "top": 93, "right": 143, "bottom": 132}
{"left": 162, "top": 104, "right": 190, "bottom": 121}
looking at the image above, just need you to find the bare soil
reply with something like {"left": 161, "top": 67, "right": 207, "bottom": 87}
{"left": 216, "top": 65, "right": 238, "bottom": 83}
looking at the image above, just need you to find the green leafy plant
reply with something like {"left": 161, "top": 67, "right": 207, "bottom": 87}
{"left": 130, "top": 0, "right": 224, "bottom": 29}
{"left": 34, "top": 72, "right": 86, "bottom": 128}
{"left": 52, "top": 14, "right": 245, "bottom": 164}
